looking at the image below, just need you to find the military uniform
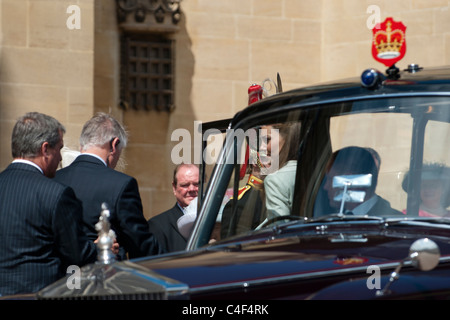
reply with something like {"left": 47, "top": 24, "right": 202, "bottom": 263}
{"left": 220, "top": 174, "right": 265, "bottom": 238}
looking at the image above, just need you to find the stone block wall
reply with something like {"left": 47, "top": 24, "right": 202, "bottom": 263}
{"left": 0, "top": 0, "right": 95, "bottom": 168}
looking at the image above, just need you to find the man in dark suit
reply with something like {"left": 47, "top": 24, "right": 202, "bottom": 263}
{"left": 323, "top": 146, "right": 402, "bottom": 216}
{"left": 148, "top": 164, "right": 199, "bottom": 252}
{"left": 54, "top": 113, "right": 162, "bottom": 259}
{"left": 0, "top": 112, "right": 97, "bottom": 296}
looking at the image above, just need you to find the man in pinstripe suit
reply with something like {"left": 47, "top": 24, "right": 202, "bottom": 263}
{"left": 0, "top": 112, "right": 97, "bottom": 296}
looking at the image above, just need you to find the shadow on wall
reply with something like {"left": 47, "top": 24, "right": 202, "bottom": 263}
{"left": 119, "top": 12, "right": 196, "bottom": 218}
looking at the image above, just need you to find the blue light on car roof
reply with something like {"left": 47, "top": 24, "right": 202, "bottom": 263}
{"left": 361, "top": 68, "right": 385, "bottom": 89}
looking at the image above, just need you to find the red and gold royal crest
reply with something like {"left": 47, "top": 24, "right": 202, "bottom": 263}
{"left": 372, "top": 17, "right": 406, "bottom": 67}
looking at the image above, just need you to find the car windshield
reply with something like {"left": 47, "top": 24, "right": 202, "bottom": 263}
{"left": 194, "top": 95, "right": 450, "bottom": 247}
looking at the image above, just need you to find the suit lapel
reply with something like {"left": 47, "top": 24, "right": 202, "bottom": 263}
{"left": 170, "top": 204, "right": 184, "bottom": 231}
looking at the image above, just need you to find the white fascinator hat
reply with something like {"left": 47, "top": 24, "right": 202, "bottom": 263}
{"left": 177, "top": 197, "right": 198, "bottom": 239}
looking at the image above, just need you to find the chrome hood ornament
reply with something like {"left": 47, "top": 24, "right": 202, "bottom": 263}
{"left": 95, "top": 203, "right": 116, "bottom": 264}
{"left": 36, "top": 203, "right": 190, "bottom": 300}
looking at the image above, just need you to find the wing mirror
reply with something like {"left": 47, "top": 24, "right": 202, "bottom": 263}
{"left": 409, "top": 238, "right": 441, "bottom": 271}
{"left": 376, "top": 238, "right": 440, "bottom": 297}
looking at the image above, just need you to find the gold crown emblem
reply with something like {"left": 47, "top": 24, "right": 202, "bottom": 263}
{"left": 373, "top": 21, "right": 405, "bottom": 59}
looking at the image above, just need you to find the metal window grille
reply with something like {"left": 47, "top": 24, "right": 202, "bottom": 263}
{"left": 120, "top": 34, "right": 174, "bottom": 111}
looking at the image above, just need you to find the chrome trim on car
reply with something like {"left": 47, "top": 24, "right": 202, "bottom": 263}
{"left": 187, "top": 256, "right": 450, "bottom": 295}
{"left": 37, "top": 261, "right": 189, "bottom": 300}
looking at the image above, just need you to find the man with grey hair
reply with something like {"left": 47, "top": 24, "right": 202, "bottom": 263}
{"left": 0, "top": 112, "right": 97, "bottom": 296}
{"left": 54, "top": 112, "right": 163, "bottom": 259}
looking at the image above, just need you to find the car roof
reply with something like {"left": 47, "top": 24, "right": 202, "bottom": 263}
{"left": 231, "top": 65, "right": 450, "bottom": 126}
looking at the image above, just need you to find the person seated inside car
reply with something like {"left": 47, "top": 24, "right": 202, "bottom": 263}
{"left": 320, "top": 146, "right": 402, "bottom": 217}
{"left": 262, "top": 122, "right": 301, "bottom": 219}
{"left": 401, "top": 163, "right": 450, "bottom": 218}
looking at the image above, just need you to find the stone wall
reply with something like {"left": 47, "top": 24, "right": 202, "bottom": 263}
{"left": 321, "top": 0, "right": 450, "bottom": 80}
{"left": 134, "top": 0, "right": 325, "bottom": 219}
{"left": 0, "top": 0, "right": 95, "bottom": 169}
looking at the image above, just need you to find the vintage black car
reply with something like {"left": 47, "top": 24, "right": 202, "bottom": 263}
{"left": 33, "top": 64, "right": 450, "bottom": 300}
